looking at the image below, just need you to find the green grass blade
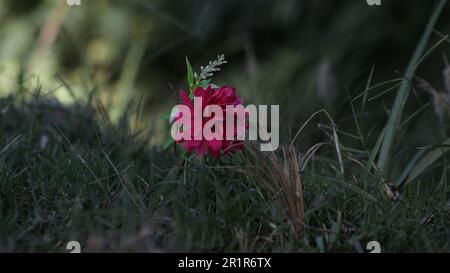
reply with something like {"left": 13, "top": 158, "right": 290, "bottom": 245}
{"left": 377, "top": 0, "right": 448, "bottom": 173}
{"left": 403, "top": 138, "right": 450, "bottom": 188}
{"left": 366, "top": 128, "right": 385, "bottom": 175}
{"left": 396, "top": 149, "right": 427, "bottom": 188}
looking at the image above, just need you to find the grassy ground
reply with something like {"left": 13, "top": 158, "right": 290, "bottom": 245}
{"left": 0, "top": 81, "right": 449, "bottom": 253}
{"left": 1, "top": 1, "right": 450, "bottom": 253}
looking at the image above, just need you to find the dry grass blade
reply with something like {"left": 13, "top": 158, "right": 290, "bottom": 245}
{"left": 290, "top": 109, "right": 344, "bottom": 174}
{"left": 243, "top": 144, "right": 305, "bottom": 236}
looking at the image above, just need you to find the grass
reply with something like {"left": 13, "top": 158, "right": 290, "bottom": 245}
{"left": 377, "top": 0, "right": 448, "bottom": 173}
{"left": 0, "top": 79, "right": 449, "bottom": 253}
{"left": 0, "top": 1, "right": 450, "bottom": 253}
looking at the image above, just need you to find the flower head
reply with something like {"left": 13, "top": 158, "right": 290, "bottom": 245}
{"left": 173, "top": 85, "right": 246, "bottom": 158}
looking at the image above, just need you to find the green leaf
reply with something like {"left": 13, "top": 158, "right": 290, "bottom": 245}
{"left": 198, "top": 79, "right": 211, "bottom": 88}
{"left": 186, "top": 56, "right": 194, "bottom": 93}
{"left": 163, "top": 138, "right": 175, "bottom": 150}
{"left": 159, "top": 112, "right": 172, "bottom": 121}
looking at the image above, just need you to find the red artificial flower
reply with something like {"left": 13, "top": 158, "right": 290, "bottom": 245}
{"left": 173, "top": 85, "right": 246, "bottom": 158}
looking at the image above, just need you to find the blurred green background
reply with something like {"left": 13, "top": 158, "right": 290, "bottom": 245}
{"left": 1, "top": 0, "right": 449, "bottom": 147}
